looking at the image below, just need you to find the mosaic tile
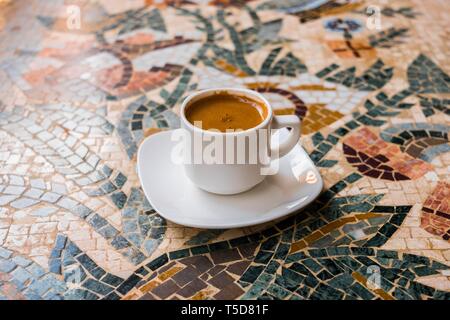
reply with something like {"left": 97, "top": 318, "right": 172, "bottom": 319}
{"left": 343, "top": 127, "right": 433, "bottom": 181}
{"left": 421, "top": 182, "right": 450, "bottom": 242}
{"left": 0, "top": 0, "right": 449, "bottom": 300}
{"left": 380, "top": 123, "right": 450, "bottom": 162}
{"left": 257, "top": 0, "right": 361, "bottom": 23}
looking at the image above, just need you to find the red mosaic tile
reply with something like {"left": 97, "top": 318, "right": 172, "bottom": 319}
{"left": 343, "top": 128, "right": 433, "bottom": 181}
{"left": 421, "top": 182, "right": 450, "bottom": 242}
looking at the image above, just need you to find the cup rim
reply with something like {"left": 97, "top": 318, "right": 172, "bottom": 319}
{"left": 180, "top": 87, "right": 273, "bottom": 136}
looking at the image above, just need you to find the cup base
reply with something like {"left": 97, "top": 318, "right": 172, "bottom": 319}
{"left": 190, "top": 176, "right": 266, "bottom": 195}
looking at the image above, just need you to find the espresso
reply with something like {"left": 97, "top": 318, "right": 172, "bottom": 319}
{"left": 185, "top": 92, "right": 267, "bottom": 132}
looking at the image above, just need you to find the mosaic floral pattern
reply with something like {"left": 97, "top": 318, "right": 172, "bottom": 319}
{"left": 0, "top": 0, "right": 449, "bottom": 300}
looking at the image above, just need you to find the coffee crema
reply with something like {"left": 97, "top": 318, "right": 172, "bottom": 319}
{"left": 185, "top": 92, "right": 267, "bottom": 132}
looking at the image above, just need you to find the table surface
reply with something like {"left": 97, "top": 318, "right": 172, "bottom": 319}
{"left": 0, "top": 0, "right": 449, "bottom": 300}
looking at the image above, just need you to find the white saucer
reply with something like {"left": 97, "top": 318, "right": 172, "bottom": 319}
{"left": 137, "top": 129, "right": 323, "bottom": 229}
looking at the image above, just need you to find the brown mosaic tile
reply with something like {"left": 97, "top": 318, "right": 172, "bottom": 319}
{"left": 327, "top": 39, "right": 376, "bottom": 59}
{"left": 1, "top": 0, "right": 450, "bottom": 302}
{"left": 343, "top": 128, "right": 433, "bottom": 181}
{"left": 172, "top": 266, "right": 201, "bottom": 287}
{"left": 150, "top": 279, "right": 180, "bottom": 299}
{"left": 301, "top": 104, "right": 344, "bottom": 135}
{"left": 158, "top": 266, "right": 183, "bottom": 281}
{"left": 254, "top": 86, "right": 307, "bottom": 119}
{"left": 139, "top": 279, "right": 159, "bottom": 294}
{"left": 156, "top": 261, "right": 176, "bottom": 274}
{"left": 178, "top": 279, "right": 208, "bottom": 298}
{"left": 213, "top": 283, "right": 245, "bottom": 300}
{"left": 210, "top": 248, "right": 242, "bottom": 264}
{"left": 237, "top": 243, "right": 259, "bottom": 259}
{"left": 95, "top": 63, "right": 183, "bottom": 98}
{"left": 179, "top": 256, "right": 214, "bottom": 273}
{"left": 208, "top": 271, "right": 235, "bottom": 289}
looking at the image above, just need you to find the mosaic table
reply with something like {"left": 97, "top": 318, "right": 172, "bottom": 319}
{"left": 0, "top": 0, "right": 449, "bottom": 300}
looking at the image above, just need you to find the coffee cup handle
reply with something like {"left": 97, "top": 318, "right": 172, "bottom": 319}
{"left": 270, "top": 115, "right": 301, "bottom": 158}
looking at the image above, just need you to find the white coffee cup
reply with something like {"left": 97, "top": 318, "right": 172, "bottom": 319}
{"left": 178, "top": 88, "right": 301, "bottom": 195}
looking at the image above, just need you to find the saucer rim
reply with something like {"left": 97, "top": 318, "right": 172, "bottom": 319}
{"left": 137, "top": 130, "right": 323, "bottom": 229}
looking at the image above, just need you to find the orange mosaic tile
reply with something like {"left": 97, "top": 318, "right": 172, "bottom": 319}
{"left": 421, "top": 182, "right": 450, "bottom": 242}
{"left": 302, "top": 104, "right": 343, "bottom": 134}
{"left": 0, "top": 0, "right": 449, "bottom": 301}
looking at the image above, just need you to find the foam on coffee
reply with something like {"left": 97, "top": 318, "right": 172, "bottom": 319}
{"left": 185, "top": 92, "right": 267, "bottom": 132}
